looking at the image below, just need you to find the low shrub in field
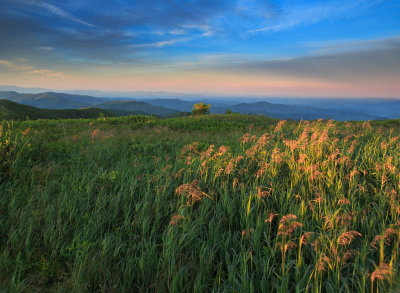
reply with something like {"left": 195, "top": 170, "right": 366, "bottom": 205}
{"left": 192, "top": 102, "right": 211, "bottom": 115}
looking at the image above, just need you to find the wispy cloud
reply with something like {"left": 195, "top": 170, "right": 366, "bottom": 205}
{"left": 309, "top": 36, "right": 400, "bottom": 55}
{"left": 181, "top": 24, "right": 214, "bottom": 37}
{"left": 0, "top": 59, "right": 34, "bottom": 71}
{"left": 130, "top": 38, "right": 189, "bottom": 48}
{"left": 248, "top": 25, "right": 283, "bottom": 33}
{"left": 314, "top": 36, "right": 400, "bottom": 53}
{"left": 0, "top": 59, "right": 64, "bottom": 77}
{"left": 38, "top": 46, "right": 54, "bottom": 51}
{"left": 32, "top": 0, "right": 95, "bottom": 27}
{"left": 169, "top": 29, "right": 185, "bottom": 35}
{"left": 248, "top": 0, "right": 385, "bottom": 33}
{"left": 202, "top": 42, "right": 400, "bottom": 84}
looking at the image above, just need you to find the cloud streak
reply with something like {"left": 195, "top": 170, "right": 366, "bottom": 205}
{"left": 201, "top": 43, "right": 400, "bottom": 86}
{"left": 0, "top": 59, "right": 64, "bottom": 77}
{"left": 34, "top": 1, "right": 95, "bottom": 27}
{"left": 130, "top": 38, "right": 190, "bottom": 48}
{"left": 248, "top": 0, "right": 386, "bottom": 33}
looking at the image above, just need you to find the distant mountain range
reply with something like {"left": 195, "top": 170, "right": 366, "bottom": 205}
{"left": 0, "top": 89, "right": 399, "bottom": 120}
{"left": 0, "top": 91, "right": 187, "bottom": 118}
{"left": 0, "top": 91, "right": 108, "bottom": 109}
{"left": 229, "top": 101, "right": 383, "bottom": 120}
{"left": 95, "top": 100, "right": 180, "bottom": 116}
{"left": 0, "top": 99, "right": 114, "bottom": 120}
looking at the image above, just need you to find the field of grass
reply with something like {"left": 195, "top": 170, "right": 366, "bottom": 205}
{"left": 1, "top": 114, "right": 399, "bottom": 292}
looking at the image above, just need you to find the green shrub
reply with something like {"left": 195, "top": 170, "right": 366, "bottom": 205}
{"left": 192, "top": 102, "right": 211, "bottom": 115}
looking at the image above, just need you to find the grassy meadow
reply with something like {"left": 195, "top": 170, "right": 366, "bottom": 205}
{"left": 1, "top": 114, "right": 400, "bottom": 292}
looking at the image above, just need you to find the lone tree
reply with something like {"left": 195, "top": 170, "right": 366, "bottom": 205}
{"left": 192, "top": 102, "right": 211, "bottom": 115}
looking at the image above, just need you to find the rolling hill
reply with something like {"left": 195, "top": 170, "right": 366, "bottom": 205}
{"left": 141, "top": 98, "right": 195, "bottom": 112}
{"left": 230, "top": 101, "right": 382, "bottom": 120}
{"left": 0, "top": 99, "right": 114, "bottom": 120}
{"left": 0, "top": 91, "right": 108, "bottom": 109}
{"left": 0, "top": 91, "right": 183, "bottom": 117}
{"left": 95, "top": 100, "right": 180, "bottom": 116}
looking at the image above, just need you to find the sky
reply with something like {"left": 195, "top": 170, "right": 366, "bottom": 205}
{"left": 0, "top": 0, "right": 400, "bottom": 97}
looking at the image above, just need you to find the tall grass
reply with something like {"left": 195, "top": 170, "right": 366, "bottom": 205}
{"left": 0, "top": 115, "right": 399, "bottom": 292}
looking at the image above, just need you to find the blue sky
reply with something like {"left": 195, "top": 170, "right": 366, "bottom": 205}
{"left": 0, "top": 0, "right": 399, "bottom": 97}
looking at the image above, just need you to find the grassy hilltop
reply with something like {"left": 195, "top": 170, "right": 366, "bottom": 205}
{"left": 1, "top": 114, "right": 400, "bottom": 292}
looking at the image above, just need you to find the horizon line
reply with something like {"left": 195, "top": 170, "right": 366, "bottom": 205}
{"left": 1, "top": 85, "right": 399, "bottom": 100}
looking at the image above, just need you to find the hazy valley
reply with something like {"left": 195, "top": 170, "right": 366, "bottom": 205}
{"left": 0, "top": 88, "right": 398, "bottom": 121}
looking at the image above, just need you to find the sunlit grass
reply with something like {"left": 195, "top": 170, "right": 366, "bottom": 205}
{"left": 0, "top": 115, "right": 399, "bottom": 292}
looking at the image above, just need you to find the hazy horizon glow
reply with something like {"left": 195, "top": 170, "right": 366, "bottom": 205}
{"left": 1, "top": 0, "right": 400, "bottom": 97}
